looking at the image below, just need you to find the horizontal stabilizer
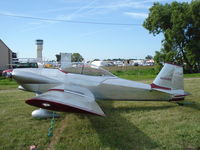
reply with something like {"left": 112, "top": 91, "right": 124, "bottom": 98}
{"left": 152, "top": 88, "right": 190, "bottom": 101}
{"left": 152, "top": 88, "right": 190, "bottom": 96}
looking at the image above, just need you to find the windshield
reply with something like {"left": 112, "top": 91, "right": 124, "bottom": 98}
{"left": 61, "top": 62, "right": 114, "bottom": 77}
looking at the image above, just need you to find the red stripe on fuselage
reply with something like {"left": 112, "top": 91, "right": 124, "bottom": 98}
{"left": 150, "top": 83, "right": 171, "bottom": 90}
{"left": 58, "top": 69, "right": 68, "bottom": 74}
{"left": 48, "top": 89, "right": 64, "bottom": 92}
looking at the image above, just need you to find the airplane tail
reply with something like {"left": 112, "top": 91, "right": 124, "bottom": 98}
{"left": 151, "top": 63, "right": 190, "bottom": 101}
{"left": 151, "top": 63, "right": 183, "bottom": 90}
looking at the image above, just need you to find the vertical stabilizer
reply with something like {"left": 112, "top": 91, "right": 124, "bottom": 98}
{"left": 152, "top": 63, "right": 183, "bottom": 90}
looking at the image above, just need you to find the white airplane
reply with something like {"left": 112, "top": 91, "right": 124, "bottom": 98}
{"left": 11, "top": 63, "right": 190, "bottom": 118}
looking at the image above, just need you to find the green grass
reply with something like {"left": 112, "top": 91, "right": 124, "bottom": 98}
{"left": 184, "top": 73, "right": 200, "bottom": 78}
{"left": 104, "top": 66, "right": 200, "bottom": 81}
{"left": 0, "top": 90, "right": 49, "bottom": 150}
{"left": 0, "top": 70, "right": 200, "bottom": 150}
{"left": 0, "top": 78, "right": 18, "bottom": 90}
{"left": 110, "top": 66, "right": 156, "bottom": 81}
{"left": 54, "top": 79, "right": 200, "bottom": 150}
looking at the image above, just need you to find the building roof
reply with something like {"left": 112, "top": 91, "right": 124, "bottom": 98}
{"left": 0, "top": 39, "right": 12, "bottom": 53}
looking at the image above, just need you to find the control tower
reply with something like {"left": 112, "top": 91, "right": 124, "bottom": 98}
{"left": 36, "top": 39, "right": 43, "bottom": 62}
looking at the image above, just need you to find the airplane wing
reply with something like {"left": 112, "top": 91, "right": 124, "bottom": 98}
{"left": 25, "top": 87, "right": 105, "bottom": 116}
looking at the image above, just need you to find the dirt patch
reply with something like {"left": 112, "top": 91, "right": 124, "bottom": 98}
{"left": 45, "top": 115, "right": 69, "bottom": 150}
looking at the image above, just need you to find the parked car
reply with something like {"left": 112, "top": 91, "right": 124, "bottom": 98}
{"left": 2, "top": 69, "right": 13, "bottom": 78}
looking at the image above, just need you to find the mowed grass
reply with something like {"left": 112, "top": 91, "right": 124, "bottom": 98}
{"left": 0, "top": 75, "right": 200, "bottom": 149}
{"left": 0, "top": 90, "right": 51, "bottom": 150}
{"left": 105, "top": 65, "right": 200, "bottom": 81}
{"left": 0, "top": 77, "right": 18, "bottom": 90}
{"left": 54, "top": 79, "right": 200, "bottom": 150}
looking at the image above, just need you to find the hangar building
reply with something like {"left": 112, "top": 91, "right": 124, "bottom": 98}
{"left": 0, "top": 39, "right": 16, "bottom": 72}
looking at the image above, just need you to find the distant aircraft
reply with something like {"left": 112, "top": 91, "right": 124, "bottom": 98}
{"left": 11, "top": 63, "right": 190, "bottom": 118}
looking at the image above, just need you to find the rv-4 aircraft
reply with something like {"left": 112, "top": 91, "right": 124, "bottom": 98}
{"left": 11, "top": 63, "right": 190, "bottom": 118}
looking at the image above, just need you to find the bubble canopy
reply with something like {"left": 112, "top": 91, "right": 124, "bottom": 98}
{"left": 61, "top": 62, "right": 114, "bottom": 77}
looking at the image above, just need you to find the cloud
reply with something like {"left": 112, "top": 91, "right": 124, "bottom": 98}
{"left": 104, "top": 0, "right": 150, "bottom": 9}
{"left": 0, "top": 11, "right": 24, "bottom": 17}
{"left": 0, "top": 0, "right": 156, "bottom": 31}
{"left": 48, "top": 0, "right": 166, "bottom": 21}
{"left": 64, "top": 0, "right": 98, "bottom": 20}
{"left": 59, "top": 0, "right": 163, "bottom": 10}
{"left": 34, "top": 0, "right": 154, "bottom": 17}
{"left": 49, "top": 0, "right": 150, "bottom": 22}
{"left": 50, "top": 0, "right": 98, "bottom": 21}
{"left": 124, "top": 12, "right": 148, "bottom": 19}
{"left": 0, "top": 11, "right": 58, "bottom": 32}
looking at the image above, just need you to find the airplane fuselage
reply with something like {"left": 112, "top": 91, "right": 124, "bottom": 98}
{"left": 10, "top": 63, "right": 189, "bottom": 117}
{"left": 13, "top": 68, "right": 171, "bottom": 101}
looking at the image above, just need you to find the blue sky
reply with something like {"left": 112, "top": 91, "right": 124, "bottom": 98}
{"left": 0, "top": 0, "right": 191, "bottom": 61}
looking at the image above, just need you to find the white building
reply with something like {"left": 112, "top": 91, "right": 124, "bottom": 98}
{"left": 130, "top": 59, "right": 145, "bottom": 66}
{"left": 113, "top": 61, "right": 124, "bottom": 66}
{"left": 91, "top": 61, "right": 109, "bottom": 67}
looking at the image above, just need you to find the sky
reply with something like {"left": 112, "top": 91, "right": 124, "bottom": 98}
{"left": 0, "top": 0, "right": 191, "bottom": 61}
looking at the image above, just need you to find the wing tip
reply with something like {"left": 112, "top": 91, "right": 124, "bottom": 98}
{"left": 94, "top": 112, "right": 106, "bottom": 117}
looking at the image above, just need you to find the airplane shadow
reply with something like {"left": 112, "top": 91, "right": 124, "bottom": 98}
{"left": 177, "top": 101, "right": 200, "bottom": 111}
{"left": 110, "top": 104, "right": 175, "bottom": 113}
{"left": 86, "top": 101, "right": 166, "bottom": 150}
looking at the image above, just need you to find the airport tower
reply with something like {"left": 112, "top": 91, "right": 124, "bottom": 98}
{"left": 36, "top": 39, "right": 43, "bottom": 62}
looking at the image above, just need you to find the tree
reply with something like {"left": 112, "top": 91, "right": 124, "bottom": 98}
{"left": 55, "top": 54, "right": 61, "bottom": 62}
{"left": 93, "top": 59, "right": 100, "bottom": 61}
{"left": 143, "top": 1, "right": 200, "bottom": 73}
{"left": 72, "top": 53, "right": 84, "bottom": 62}
{"left": 55, "top": 53, "right": 84, "bottom": 62}
{"left": 145, "top": 55, "right": 153, "bottom": 60}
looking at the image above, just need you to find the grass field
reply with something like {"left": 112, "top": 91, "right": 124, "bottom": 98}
{"left": 0, "top": 70, "right": 200, "bottom": 150}
{"left": 105, "top": 66, "right": 200, "bottom": 81}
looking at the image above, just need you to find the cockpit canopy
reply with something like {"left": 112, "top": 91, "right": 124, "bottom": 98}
{"left": 61, "top": 62, "right": 114, "bottom": 77}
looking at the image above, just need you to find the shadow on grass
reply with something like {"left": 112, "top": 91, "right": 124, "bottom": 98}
{"left": 177, "top": 101, "right": 200, "bottom": 111}
{"left": 87, "top": 101, "right": 161, "bottom": 150}
{"left": 111, "top": 105, "right": 176, "bottom": 113}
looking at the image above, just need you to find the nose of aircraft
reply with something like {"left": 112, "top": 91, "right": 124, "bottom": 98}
{"left": 12, "top": 69, "right": 30, "bottom": 84}
{"left": 12, "top": 69, "right": 59, "bottom": 84}
{"left": 12, "top": 69, "right": 40, "bottom": 84}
